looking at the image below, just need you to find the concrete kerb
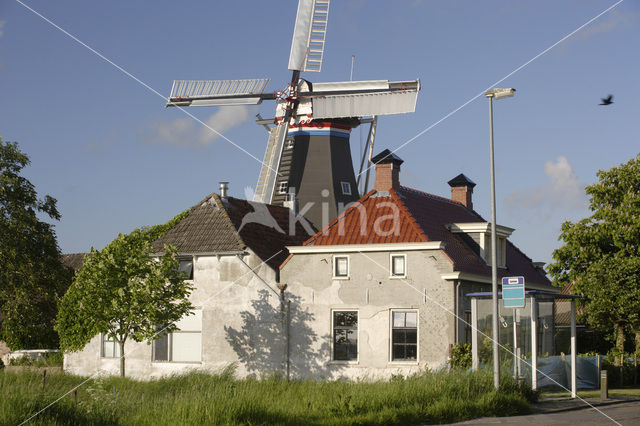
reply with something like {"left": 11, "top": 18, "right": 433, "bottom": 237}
{"left": 531, "top": 396, "right": 640, "bottom": 415}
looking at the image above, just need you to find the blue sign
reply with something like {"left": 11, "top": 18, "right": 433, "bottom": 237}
{"left": 502, "top": 276, "right": 525, "bottom": 308}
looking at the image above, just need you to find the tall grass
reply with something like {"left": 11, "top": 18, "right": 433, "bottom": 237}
{"left": 0, "top": 367, "right": 536, "bottom": 425}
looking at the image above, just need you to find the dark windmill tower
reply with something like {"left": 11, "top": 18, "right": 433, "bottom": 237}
{"left": 166, "top": 0, "right": 421, "bottom": 228}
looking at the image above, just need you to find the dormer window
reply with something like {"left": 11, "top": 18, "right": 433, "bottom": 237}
{"left": 447, "top": 222, "right": 513, "bottom": 268}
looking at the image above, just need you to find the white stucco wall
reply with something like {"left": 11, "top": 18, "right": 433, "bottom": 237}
{"left": 280, "top": 247, "right": 457, "bottom": 380}
{"left": 64, "top": 250, "right": 285, "bottom": 379}
{"left": 64, "top": 245, "right": 466, "bottom": 381}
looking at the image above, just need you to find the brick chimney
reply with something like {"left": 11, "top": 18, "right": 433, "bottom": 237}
{"left": 447, "top": 174, "right": 476, "bottom": 209}
{"left": 372, "top": 149, "right": 404, "bottom": 192}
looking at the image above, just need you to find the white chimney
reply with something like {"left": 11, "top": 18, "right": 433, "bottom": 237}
{"left": 219, "top": 181, "right": 229, "bottom": 199}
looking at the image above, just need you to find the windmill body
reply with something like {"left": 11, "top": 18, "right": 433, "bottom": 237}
{"left": 167, "top": 0, "right": 421, "bottom": 229}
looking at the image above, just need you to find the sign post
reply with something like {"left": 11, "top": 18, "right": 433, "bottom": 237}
{"left": 502, "top": 276, "right": 525, "bottom": 380}
{"left": 502, "top": 276, "right": 525, "bottom": 308}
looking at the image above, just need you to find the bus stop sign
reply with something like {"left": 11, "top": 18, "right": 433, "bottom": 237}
{"left": 502, "top": 276, "right": 525, "bottom": 308}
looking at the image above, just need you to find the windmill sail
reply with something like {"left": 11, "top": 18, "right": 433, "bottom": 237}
{"left": 253, "top": 125, "right": 287, "bottom": 203}
{"left": 288, "top": 0, "right": 330, "bottom": 72}
{"left": 309, "top": 80, "right": 420, "bottom": 118}
{"left": 167, "top": 78, "right": 270, "bottom": 107}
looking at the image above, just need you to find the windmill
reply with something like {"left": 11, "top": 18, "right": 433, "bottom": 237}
{"left": 166, "top": 0, "right": 420, "bottom": 228}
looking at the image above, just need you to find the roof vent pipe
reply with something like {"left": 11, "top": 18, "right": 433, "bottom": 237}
{"left": 219, "top": 181, "right": 229, "bottom": 199}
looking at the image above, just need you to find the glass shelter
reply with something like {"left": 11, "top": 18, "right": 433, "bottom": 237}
{"left": 466, "top": 290, "right": 581, "bottom": 397}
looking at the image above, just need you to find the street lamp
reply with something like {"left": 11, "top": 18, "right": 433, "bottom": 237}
{"left": 485, "top": 87, "right": 515, "bottom": 390}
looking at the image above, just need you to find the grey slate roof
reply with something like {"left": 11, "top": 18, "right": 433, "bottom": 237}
{"left": 61, "top": 253, "right": 87, "bottom": 271}
{"left": 151, "top": 193, "right": 313, "bottom": 270}
{"left": 152, "top": 194, "right": 244, "bottom": 255}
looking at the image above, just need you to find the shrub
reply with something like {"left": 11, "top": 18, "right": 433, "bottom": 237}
{"left": 450, "top": 343, "right": 472, "bottom": 369}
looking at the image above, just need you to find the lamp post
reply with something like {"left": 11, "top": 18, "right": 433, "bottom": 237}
{"left": 485, "top": 87, "right": 515, "bottom": 390}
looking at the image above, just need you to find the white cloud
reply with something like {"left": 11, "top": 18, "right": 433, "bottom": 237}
{"left": 563, "top": 9, "right": 640, "bottom": 47}
{"left": 505, "top": 156, "right": 587, "bottom": 218}
{"left": 146, "top": 106, "right": 251, "bottom": 148}
{"left": 197, "top": 105, "right": 250, "bottom": 145}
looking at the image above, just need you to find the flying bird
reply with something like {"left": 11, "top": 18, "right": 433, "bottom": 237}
{"left": 599, "top": 95, "right": 614, "bottom": 106}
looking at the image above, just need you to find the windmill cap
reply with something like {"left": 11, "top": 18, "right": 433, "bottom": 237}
{"left": 371, "top": 149, "right": 404, "bottom": 166}
{"left": 447, "top": 173, "right": 476, "bottom": 188}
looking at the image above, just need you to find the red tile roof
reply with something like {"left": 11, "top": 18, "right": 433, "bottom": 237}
{"left": 303, "top": 186, "right": 552, "bottom": 287}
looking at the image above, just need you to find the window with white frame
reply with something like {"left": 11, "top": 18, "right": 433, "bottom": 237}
{"left": 498, "top": 237, "right": 507, "bottom": 268}
{"left": 178, "top": 257, "right": 194, "bottom": 280}
{"left": 152, "top": 310, "right": 202, "bottom": 362}
{"left": 390, "top": 254, "right": 406, "bottom": 277}
{"left": 333, "top": 311, "right": 358, "bottom": 361}
{"left": 340, "top": 181, "right": 352, "bottom": 195}
{"left": 391, "top": 311, "right": 418, "bottom": 361}
{"left": 278, "top": 182, "right": 288, "bottom": 194}
{"left": 333, "top": 256, "right": 349, "bottom": 278}
{"left": 101, "top": 333, "right": 121, "bottom": 358}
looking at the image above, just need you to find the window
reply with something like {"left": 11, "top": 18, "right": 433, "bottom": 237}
{"left": 152, "top": 310, "right": 202, "bottom": 363}
{"left": 463, "top": 311, "right": 472, "bottom": 344}
{"left": 391, "top": 311, "right": 417, "bottom": 361}
{"left": 178, "top": 257, "right": 194, "bottom": 280}
{"left": 498, "top": 237, "right": 507, "bottom": 268}
{"left": 333, "top": 256, "right": 349, "bottom": 278}
{"left": 278, "top": 182, "right": 288, "bottom": 194}
{"left": 341, "top": 181, "right": 352, "bottom": 195}
{"left": 390, "top": 254, "right": 406, "bottom": 277}
{"left": 101, "top": 333, "right": 121, "bottom": 358}
{"left": 333, "top": 311, "right": 358, "bottom": 361}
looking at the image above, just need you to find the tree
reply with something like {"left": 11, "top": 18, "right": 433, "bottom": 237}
{"left": 549, "top": 154, "right": 640, "bottom": 357}
{"left": 0, "top": 138, "right": 72, "bottom": 349}
{"left": 56, "top": 227, "right": 193, "bottom": 377}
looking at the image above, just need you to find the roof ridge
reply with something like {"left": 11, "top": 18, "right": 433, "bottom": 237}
{"left": 389, "top": 188, "right": 430, "bottom": 242}
{"left": 303, "top": 189, "right": 377, "bottom": 246}
{"left": 400, "top": 185, "right": 461, "bottom": 205}
{"left": 399, "top": 186, "right": 486, "bottom": 221}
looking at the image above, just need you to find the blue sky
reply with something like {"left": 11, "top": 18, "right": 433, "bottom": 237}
{"left": 1, "top": 0, "right": 638, "bottom": 268}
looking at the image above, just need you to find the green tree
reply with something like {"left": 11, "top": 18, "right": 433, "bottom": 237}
{"left": 0, "top": 138, "right": 72, "bottom": 349}
{"left": 549, "top": 154, "right": 640, "bottom": 357}
{"left": 56, "top": 228, "right": 193, "bottom": 377}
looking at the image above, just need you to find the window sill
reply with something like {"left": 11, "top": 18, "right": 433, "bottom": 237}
{"left": 329, "top": 360, "right": 359, "bottom": 365}
{"left": 332, "top": 276, "right": 350, "bottom": 280}
{"left": 388, "top": 361, "right": 419, "bottom": 366}
{"left": 151, "top": 361, "right": 202, "bottom": 365}
{"left": 389, "top": 275, "right": 407, "bottom": 280}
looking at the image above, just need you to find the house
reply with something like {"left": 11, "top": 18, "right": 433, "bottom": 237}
{"left": 64, "top": 151, "right": 553, "bottom": 380}
{"left": 63, "top": 189, "right": 312, "bottom": 378}
{"left": 278, "top": 150, "right": 554, "bottom": 379}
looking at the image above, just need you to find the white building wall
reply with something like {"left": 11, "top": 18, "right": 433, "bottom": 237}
{"left": 64, "top": 249, "right": 285, "bottom": 379}
{"left": 281, "top": 248, "right": 457, "bottom": 380}
{"left": 65, "top": 246, "right": 462, "bottom": 380}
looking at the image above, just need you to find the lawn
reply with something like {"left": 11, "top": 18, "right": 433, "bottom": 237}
{"left": 0, "top": 367, "right": 536, "bottom": 425}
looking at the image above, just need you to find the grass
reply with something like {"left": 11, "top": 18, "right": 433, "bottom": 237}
{"left": 0, "top": 367, "right": 537, "bottom": 425}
